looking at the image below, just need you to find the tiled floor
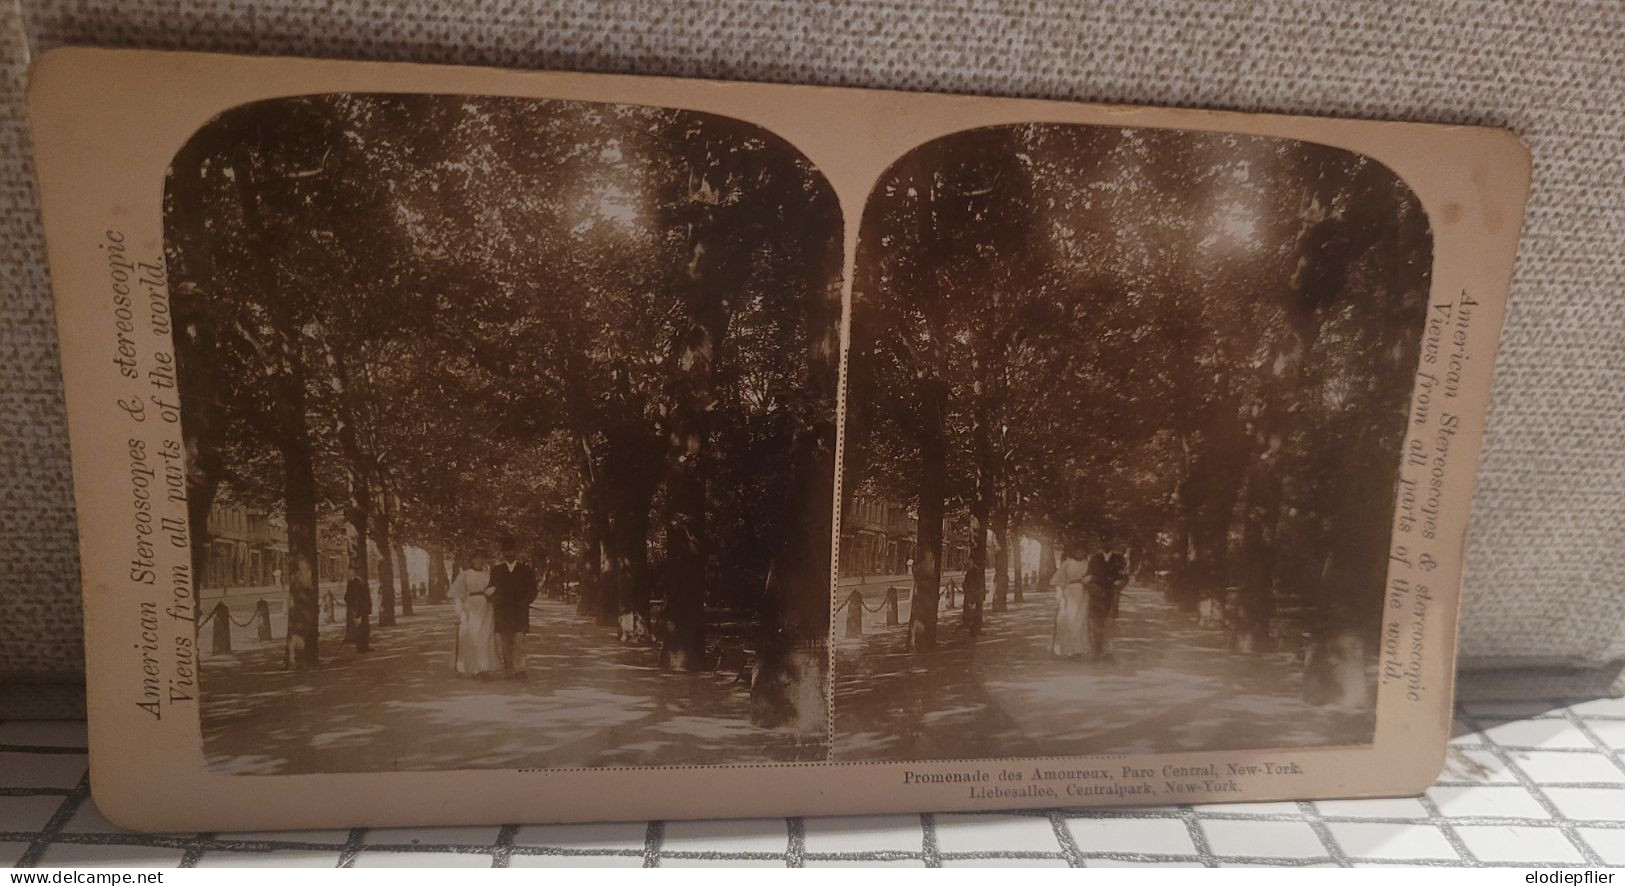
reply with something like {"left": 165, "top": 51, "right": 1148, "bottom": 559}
{"left": 2, "top": 699, "right": 1622, "bottom": 867}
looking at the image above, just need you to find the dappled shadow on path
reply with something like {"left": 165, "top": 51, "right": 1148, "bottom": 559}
{"left": 200, "top": 600, "right": 823, "bottom": 774}
{"left": 833, "top": 586, "right": 1375, "bottom": 761}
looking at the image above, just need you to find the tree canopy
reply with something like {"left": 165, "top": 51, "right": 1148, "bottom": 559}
{"left": 846, "top": 123, "right": 1431, "bottom": 699}
{"left": 166, "top": 93, "right": 842, "bottom": 729}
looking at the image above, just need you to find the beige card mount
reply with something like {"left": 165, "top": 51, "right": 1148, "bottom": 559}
{"left": 27, "top": 48, "right": 1529, "bottom": 831}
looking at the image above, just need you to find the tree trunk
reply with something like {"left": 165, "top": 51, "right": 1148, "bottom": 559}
{"left": 1235, "top": 450, "right": 1283, "bottom": 652}
{"left": 1302, "top": 527, "right": 1378, "bottom": 709}
{"left": 991, "top": 498, "right": 1011, "bottom": 613}
{"left": 607, "top": 470, "right": 657, "bottom": 643}
{"left": 961, "top": 355, "right": 996, "bottom": 635}
{"left": 1037, "top": 537, "right": 1056, "bottom": 597}
{"left": 185, "top": 467, "right": 220, "bottom": 607}
{"left": 374, "top": 483, "right": 398, "bottom": 628}
{"left": 577, "top": 484, "right": 605, "bottom": 620}
{"left": 909, "top": 377, "right": 948, "bottom": 652}
{"left": 1264, "top": 188, "right": 1393, "bottom": 699}
{"left": 170, "top": 277, "right": 226, "bottom": 612}
{"left": 962, "top": 496, "right": 988, "bottom": 636}
{"left": 593, "top": 502, "right": 618, "bottom": 627}
{"left": 751, "top": 265, "right": 840, "bottom": 733}
{"left": 575, "top": 443, "right": 615, "bottom": 625}
{"left": 426, "top": 545, "right": 448, "bottom": 604}
{"left": 329, "top": 355, "right": 372, "bottom": 601}
{"left": 659, "top": 373, "right": 711, "bottom": 670}
{"left": 280, "top": 390, "right": 321, "bottom": 669}
{"left": 1011, "top": 520, "right": 1025, "bottom": 603}
{"left": 1301, "top": 382, "right": 1398, "bottom": 708}
{"left": 751, "top": 421, "right": 835, "bottom": 731}
{"left": 395, "top": 543, "right": 412, "bottom": 617}
{"left": 659, "top": 450, "right": 708, "bottom": 669}
{"left": 659, "top": 228, "right": 734, "bottom": 670}
{"left": 537, "top": 526, "right": 562, "bottom": 599}
{"left": 1171, "top": 440, "right": 1244, "bottom": 616}
{"left": 345, "top": 467, "right": 370, "bottom": 597}
{"left": 751, "top": 562, "right": 829, "bottom": 733}
{"left": 177, "top": 372, "right": 222, "bottom": 605}
{"left": 599, "top": 376, "right": 662, "bottom": 639}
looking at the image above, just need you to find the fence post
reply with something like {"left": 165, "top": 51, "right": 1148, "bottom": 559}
{"left": 947, "top": 581, "right": 957, "bottom": 609}
{"left": 255, "top": 599, "right": 273, "bottom": 641}
{"left": 210, "top": 601, "right": 232, "bottom": 655}
{"left": 844, "top": 590, "right": 864, "bottom": 639}
{"left": 323, "top": 592, "right": 336, "bottom": 624}
{"left": 884, "top": 587, "right": 900, "bottom": 626}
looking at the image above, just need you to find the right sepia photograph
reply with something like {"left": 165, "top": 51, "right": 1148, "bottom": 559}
{"left": 834, "top": 124, "right": 1433, "bottom": 761}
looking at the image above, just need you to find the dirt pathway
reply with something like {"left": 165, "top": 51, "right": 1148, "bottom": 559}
{"left": 200, "top": 599, "right": 821, "bottom": 774}
{"left": 833, "top": 585, "right": 1375, "bottom": 761}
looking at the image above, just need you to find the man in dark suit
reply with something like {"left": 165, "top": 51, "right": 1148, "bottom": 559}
{"left": 344, "top": 569, "right": 372, "bottom": 653}
{"left": 488, "top": 534, "right": 538, "bottom": 679}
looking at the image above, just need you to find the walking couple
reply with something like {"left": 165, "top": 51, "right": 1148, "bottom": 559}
{"left": 449, "top": 535, "right": 540, "bottom": 680}
{"left": 1050, "top": 542, "right": 1129, "bottom": 661}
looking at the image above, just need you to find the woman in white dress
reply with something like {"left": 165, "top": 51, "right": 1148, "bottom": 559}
{"left": 1050, "top": 540, "right": 1091, "bottom": 659}
{"left": 449, "top": 556, "right": 500, "bottom": 677}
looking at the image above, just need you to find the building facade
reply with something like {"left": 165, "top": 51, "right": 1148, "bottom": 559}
{"left": 201, "top": 502, "right": 287, "bottom": 590}
{"left": 201, "top": 500, "right": 374, "bottom": 590}
{"left": 839, "top": 493, "right": 970, "bottom": 578}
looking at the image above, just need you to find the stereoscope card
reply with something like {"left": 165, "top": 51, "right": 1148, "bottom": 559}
{"left": 25, "top": 48, "right": 1530, "bottom": 830}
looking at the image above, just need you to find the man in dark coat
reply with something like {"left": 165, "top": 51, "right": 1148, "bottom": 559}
{"left": 344, "top": 570, "right": 372, "bottom": 653}
{"left": 1105, "top": 551, "right": 1130, "bottom": 617}
{"left": 488, "top": 534, "right": 539, "bottom": 679}
{"left": 1087, "top": 551, "right": 1132, "bottom": 661}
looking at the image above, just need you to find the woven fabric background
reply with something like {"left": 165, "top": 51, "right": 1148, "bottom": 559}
{"left": 3, "top": 0, "right": 1622, "bottom": 710}
{"left": 7, "top": 699, "right": 1625, "bottom": 867}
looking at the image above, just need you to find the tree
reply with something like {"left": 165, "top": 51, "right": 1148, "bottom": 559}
{"left": 848, "top": 121, "right": 1430, "bottom": 697}
{"left": 167, "top": 97, "right": 366, "bottom": 668}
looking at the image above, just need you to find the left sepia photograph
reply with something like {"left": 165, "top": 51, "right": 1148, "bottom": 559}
{"left": 164, "top": 93, "right": 844, "bottom": 774}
